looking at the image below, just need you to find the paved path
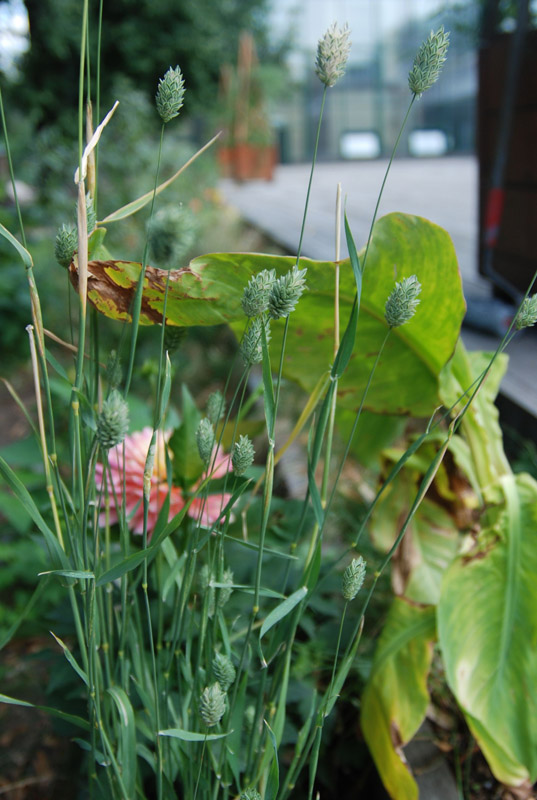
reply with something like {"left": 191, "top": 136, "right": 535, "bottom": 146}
{"left": 221, "top": 157, "right": 537, "bottom": 419}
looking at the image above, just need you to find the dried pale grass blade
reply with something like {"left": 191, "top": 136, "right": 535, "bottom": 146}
{"left": 74, "top": 100, "right": 119, "bottom": 184}
{"left": 26, "top": 324, "right": 64, "bottom": 550}
{"left": 85, "top": 99, "right": 96, "bottom": 198}
{"left": 100, "top": 131, "right": 221, "bottom": 224}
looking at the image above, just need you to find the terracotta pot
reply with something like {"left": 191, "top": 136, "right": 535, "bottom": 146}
{"left": 217, "top": 146, "right": 235, "bottom": 178}
{"left": 232, "top": 143, "right": 277, "bottom": 181}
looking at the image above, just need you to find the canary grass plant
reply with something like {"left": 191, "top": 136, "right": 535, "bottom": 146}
{"left": 2, "top": 8, "right": 537, "bottom": 800}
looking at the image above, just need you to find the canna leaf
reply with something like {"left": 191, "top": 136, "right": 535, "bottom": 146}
{"left": 69, "top": 213, "right": 463, "bottom": 416}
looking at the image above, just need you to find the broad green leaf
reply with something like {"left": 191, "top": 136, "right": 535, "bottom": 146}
{"left": 168, "top": 385, "right": 203, "bottom": 486}
{"left": 337, "top": 409, "right": 406, "bottom": 468}
{"left": 71, "top": 214, "right": 463, "bottom": 416}
{"left": 437, "top": 472, "right": 537, "bottom": 786}
{"left": 107, "top": 687, "right": 137, "bottom": 797}
{"left": 361, "top": 599, "right": 436, "bottom": 800}
{"left": 87, "top": 227, "right": 112, "bottom": 260}
{"left": 371, "top": 459, "right": 460, "bottom": 605}
{"left": 439, "top": 339, "right": 511, "bottom": 500}
{"left": 269, "top": 212, "right": 464, "bottom": 416}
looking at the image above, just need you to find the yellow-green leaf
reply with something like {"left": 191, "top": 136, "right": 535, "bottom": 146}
{"left": 361, "top": 598, "right": 436, "bottom": 800}
{"left": 437, "top": 472, "right": 537, "bottom": 787}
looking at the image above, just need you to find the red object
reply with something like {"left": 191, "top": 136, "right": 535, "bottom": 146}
{"left": 484, "top": 187, "right": 505, "bottom": 247}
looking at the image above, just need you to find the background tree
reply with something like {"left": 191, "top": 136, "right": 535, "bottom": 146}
{"left": 5, "top": 0, "right": 278, "bottom": 129}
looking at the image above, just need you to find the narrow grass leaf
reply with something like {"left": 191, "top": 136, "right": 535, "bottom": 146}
{"left": 45, "top": 350, "right": 71, "bottom": 382}
{"left": 296, "top": 690, "right": 317, "bottom": 760}
{"left": 323, "top": 619, "right": 363, "bottom": 718}
{"left": 227, "top": 672, "right": 248, "bottom": 787}
{"left": 72, "top": 738, "right": 108, "bottom": 765}
{"left": 217, "top": 608, "right": 232, "bottom": 656}
{"left": 0, "top": 221, "right": 33, "bottom": 268}
{"left": 159, "top": 728, "right": 231, "bottom": 741}
{"left": 274, "top": 370, "right": 330, "bottom": 466}
{"left": 50, "top": 632, "right": 89, "bottom": 686}
{"left": 305, "top": 540, "right": 322, "bottom": 592}
{"left": 344, "top": 212, "right": 363, "bottom": 299}
{"left": 0, "top": 578, "right": 49, "bottom": 650}
{"left": 39, "top": 569, "right": 94, "bottom": 580}
{"left": 136, "top": 743, "right": 156, "bottom": 770}
{"left": 264, "top": 720, "right": 280, "bottom": 800}
{"left": 155, "top": 353, "right": 172, "bottom": 427}
{"left": 1, "top": 379, "right": 38, "bottom": 439}
{"left": 212, "top": 583, "right": 285, "bottom": 599}
{"left": 0, "top": 693, "right": 90, "bottom": 730}
{"left": 308, "top": 726, "right": 323, "bottom": 800}
{"left": 307, "top": 460, "right": 324, "bottom": 530}
{"left": 96, "top": 547, "right": 154, "bottom": 586}
{"left": 260, "top": 586, "right": 308, "bottom": 640}
{"left": 100, "top": 132, "right": 221, "bottom": 224}
{"left": 224, "top": 535, "right": 297, "bottom": 560}
{"left": 309, "top": 382, "right": 335, "bottom": 470}
{"left": 0, "top": 455, "right": 68, "bottom": 567}
{"left": 150, "top": 498, "right": 194, "bottom": 548}
{"left": 107, "top": 687, "right": 137, "bottom": 798}
{"left": 332, "top": 299, "right": 358, "bottom": 379}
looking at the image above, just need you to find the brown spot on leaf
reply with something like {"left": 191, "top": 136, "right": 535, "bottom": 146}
{"left": 69, "top": 259, "right": 195, "bottom": 325}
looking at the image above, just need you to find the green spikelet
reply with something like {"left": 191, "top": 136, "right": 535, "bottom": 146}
{"left": 515, "top": 295, "right": 537, "bottom": 330}
{"left": 408, "top": 26, "right": 450, "bottom": 97}
{"left": 76, "top": 192, "right": 96, "bottom": 233}
{"left": 241, "top": 316, "right": 271, "bottom": 366}
{"left": 384, "top": 275, "right": 421, "bottom": 328}
{"left": 342, "top": 556, "right": 366, "bottom": 601}
{"left": 96, "top": 390, "right": 129, "bottom": 450}
{"left": 147, "top": 204, "right": 197, "bottom": 267}
{"left": 232, "top": 435, "right": 255, "bottom": 476}
{"left": 212, "top": 652, "right": 236, "bottom": 691}
{"left": 241, "top": 269, "right": 277, "bottom": 318}
{"left": 315, "top": 22, "right": 351, "bottom": 88}
{"left": 240, "top": 790, "right": 262, "bottom": 800}
{"left": 54, "top": 224, "right": 77, "bottom": 268}
{"left": 199, "top": 683, "right": 226, "bottom": 727}
{"left": 196, "top": 418, "right": 215, "bottom": 464}
{"left": 207, "top": 390, "right": 225, "bottom": 426}
{"left": 156, "top": 66, "right": 185, "bottom": 123}
{"left": 268, "top": 266, "right": 307, "bottom": 319}
{"left": 164, "top": 325, "right": 187, "bottom": 354}
{"left": 105, "top": 350, "right": 122, "bottom": 389}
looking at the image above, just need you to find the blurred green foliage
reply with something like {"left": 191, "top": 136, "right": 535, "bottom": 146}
{"left": 6, "top": 0, "right": 281, "bottom": 128}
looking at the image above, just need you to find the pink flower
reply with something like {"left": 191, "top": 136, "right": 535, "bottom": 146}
{"left": 95, "top": 427, "right": 233, "bottom": 535}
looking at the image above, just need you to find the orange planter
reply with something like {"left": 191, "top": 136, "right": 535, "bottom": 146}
{"left": 218, "top": 144, "right": 277, "bottom": 181}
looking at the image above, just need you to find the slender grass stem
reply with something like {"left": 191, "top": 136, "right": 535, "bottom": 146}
{"left": 295, "top": 87, "right": 327, "bottom": 264}
{"left": 124, "top": 124, "right": 165, "bottom": 395}
{"left": 361, "top": 95, "right": 416, "bottom": 272}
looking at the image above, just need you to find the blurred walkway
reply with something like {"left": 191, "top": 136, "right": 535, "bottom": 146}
{"left": 221, "top": 157, "right": 537, "bottom": 420}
